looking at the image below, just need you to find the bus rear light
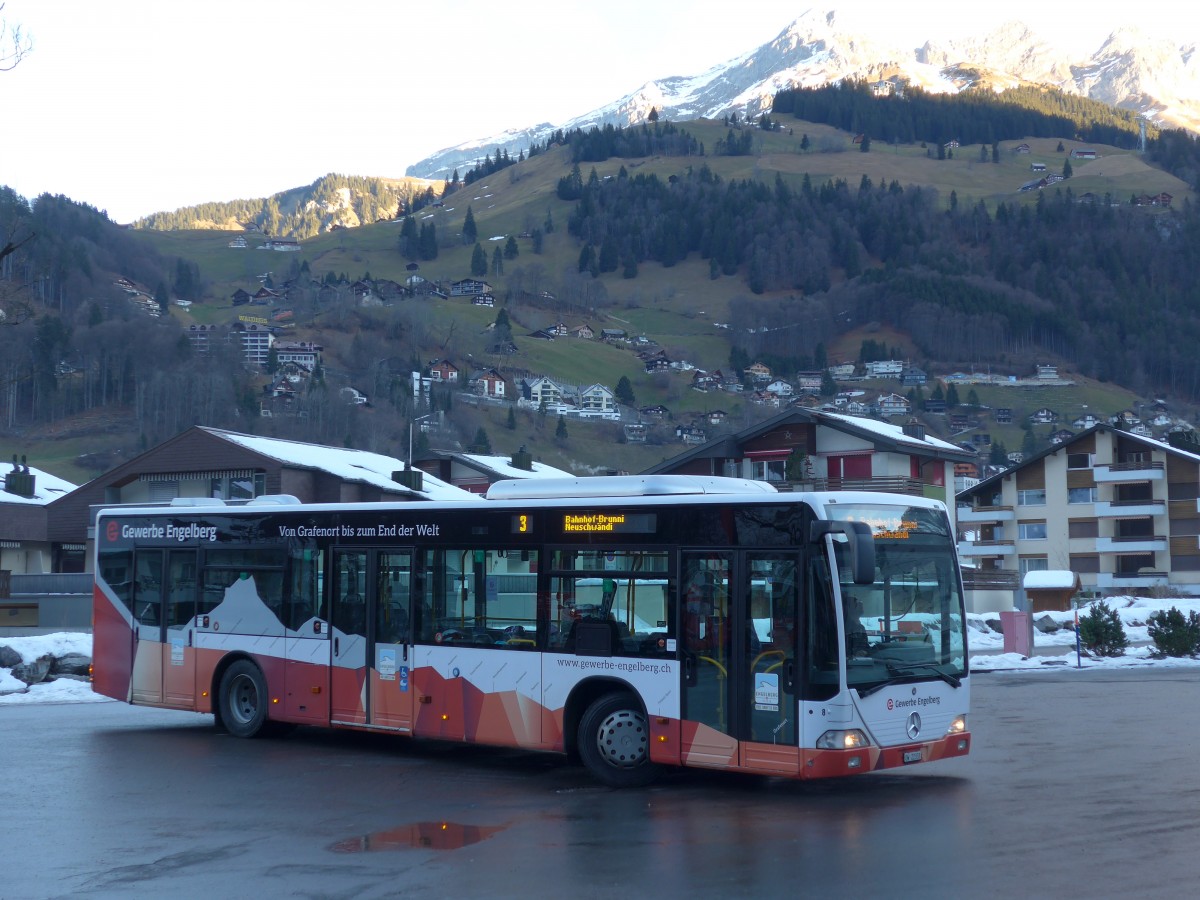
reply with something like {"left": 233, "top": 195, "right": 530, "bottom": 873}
{"left": 310, "top": 686, "right": 321, "bottom": 694}
{"left": 272, "top": 697, "right": 279, "bottom": 704}
{"left": 816, "top": 729, "right": 868, "bottom": 750}
{"left": 201, "top": 690, "right": 209, "bottom": 698}
{"left": 441, "top": 714, "right": 449, "bottom": 721}
{"left": 946, "top": 715, "right": 967, "bottom": 735}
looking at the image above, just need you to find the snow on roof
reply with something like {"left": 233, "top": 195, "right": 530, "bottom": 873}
{"left": 817, "top": 411, "right": 964, "bottom": 452}
{"left": 0, "top": 465, "right": 78, "bottom": 507}
{"left": 459, "top": 453, "right": 573, "bottom": 480}
{"left": 201, "top": 428, "right": 475, "bottom": 501}
{"left": 1023, "top": 570, "right": 1079, "bottom": 590}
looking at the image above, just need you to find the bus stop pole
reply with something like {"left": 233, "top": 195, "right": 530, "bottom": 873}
{"left": 1074, "top": 600, "right": 1082, "bottom": 669}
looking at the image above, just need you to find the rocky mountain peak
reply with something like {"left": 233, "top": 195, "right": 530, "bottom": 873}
{"left": 405, "top": 11, "right": 1200, "bottom": 180}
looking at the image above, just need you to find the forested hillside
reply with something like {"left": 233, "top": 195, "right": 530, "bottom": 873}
{"left": 561, "top": 162, "right": 1200, "bottom": 394}
{"left": 772, "top": 80, "right": 1150, "bottom": 150}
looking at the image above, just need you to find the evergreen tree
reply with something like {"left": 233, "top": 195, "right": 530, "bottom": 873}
{"left": 470, "top": 427, "right": 492, "bottom": 453}
{"left": 531, "top": 227, "right": 544, "bottom": 254}
{"left": 491, "top": 245, "right": 504, "bottom": 277}
{"left": 418, "top": 221, "right": 438, "bottom": 260}
{"left": 1063, "top": 158, "right": 1073, "bottom": 178}
{"left": 598, "top": 236, "right": 618, "bottom": 273}
{"left": 494, "top": 308, "right": 512, "bottom": 343}
{"left": 859, "top": 133, "right": 871, "bottom": 152}
{"left": 506, "top": 406, "right": 517, "bottom": 430}
{"left": 578, "top": 244, "right": 595, "bottom": 273}
{"left": 470, "top": 242, "right": 487, "bottom": 277}
{"left": 800, "top": 133, "right": 810, "bottom": 151}
{"left": 504, "top": 235, "right": 519, "bottom": 260}
{"left": 462, "top": 206, "right": 477, "bottom": 245}
{"left": 615, "top": 375, "right": 635, "bottom": 406}
{"left": 555, "top": 414, "right": 568, "bottom": 441}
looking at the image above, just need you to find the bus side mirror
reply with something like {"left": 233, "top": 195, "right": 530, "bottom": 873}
{"left": 810, "top": 520, "right": 876, "bottom": 585}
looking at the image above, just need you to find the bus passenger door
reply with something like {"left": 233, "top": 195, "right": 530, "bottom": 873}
{"left": 331, "top": 550, "right": 369, "bottom": 724}
{"left": 680, "top": 551, "right": 799, "bottom": 771}
{"left": 680, "top": 552, "right": 736, "bottom": 766}
{"left": 161, "top": 550, "right": 197, "bottom": 707}
{"left": 742, "top": 553, "right": 799, "bottom": 770}
{"left": 370, "top": 551, "right": 414, "bottom": 732}
{"left": 130, "top": 550, "right": 165, "bottom": 704}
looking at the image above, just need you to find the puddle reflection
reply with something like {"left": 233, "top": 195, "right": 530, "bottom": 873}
{"left": 330, "top": 821, "right": 507, "bottom": 853}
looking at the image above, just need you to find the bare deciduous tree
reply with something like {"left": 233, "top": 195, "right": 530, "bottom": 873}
{"left": 0, "top": 4, "right": 32, "bottom": 72}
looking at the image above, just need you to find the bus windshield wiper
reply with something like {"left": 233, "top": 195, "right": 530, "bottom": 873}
{"left": 886, "top": 661, "right": 961, "bottom": 689}
{"left": 857, "top": 661, "right": 960, "bottom": 698}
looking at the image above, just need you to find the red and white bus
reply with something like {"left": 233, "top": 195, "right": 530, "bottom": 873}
{"left": 91, "top": 475, "right": 970, "bottom": 786}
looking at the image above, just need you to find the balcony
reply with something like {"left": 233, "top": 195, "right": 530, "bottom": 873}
{"left": 1094, "top": 499, "right": 1165, "bottom": 518}
{"left": 956, "top": 504, "right": 1014, "bottom": 524}
{"left": 957, "top": 539, "right": 1015, "bottom": 558}
{"left": 1093, "top": 460, "right": 1164, "bottom": 483}
{"left": 779, "top": 476, "right": 945, "bottom": 503}
{"left": 1095, "top": 535, "right": 1167, "bottom": 554}
{"left": 960, "top": 568, "right": 1020, "bottom": 591}
{"left": 1096, "top": 571, "right": 1170, "bottom": 590}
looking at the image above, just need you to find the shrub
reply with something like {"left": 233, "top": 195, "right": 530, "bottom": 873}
{"left": 1078, "top": 600, "right": 1129, "bottom": 657}
{"left": 1147, "top": 607, "right": 1200, "bottom": 657}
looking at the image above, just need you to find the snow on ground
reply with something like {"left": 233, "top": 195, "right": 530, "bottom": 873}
{"left": 4, "top": 595, "right": 1200, "bottom": 704}
{"left": 0, "top": 632, "right": 110, "bottom": 705}
{"left": 969, "top": 595, "right": 1200, "bottom": 671}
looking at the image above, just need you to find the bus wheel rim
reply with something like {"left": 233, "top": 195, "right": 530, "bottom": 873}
{"left": 595, "top": 709, "right": 648, "bottom": 769}
{"left": 230, "top": 674, "right": 258, "bottom": 724}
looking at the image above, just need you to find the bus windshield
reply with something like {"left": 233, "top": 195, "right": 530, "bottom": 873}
{"left": 829, "top": 502, "right": 966, "bottom": 691}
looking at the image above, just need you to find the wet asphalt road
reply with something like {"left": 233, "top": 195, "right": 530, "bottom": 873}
{"left": 3, "top": 668, "right": 1199, "bottom": 899}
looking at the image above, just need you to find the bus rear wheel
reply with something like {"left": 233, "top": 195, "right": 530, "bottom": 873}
{"left": 578, "top": 693, "right": 659, "bottom": 788}
{"left": 219, "top": 660, "right": 269, "bottom": 739}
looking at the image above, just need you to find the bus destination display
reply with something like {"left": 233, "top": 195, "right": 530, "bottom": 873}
{"left": 562, "top": 512, "right": 657, "bottom": 534}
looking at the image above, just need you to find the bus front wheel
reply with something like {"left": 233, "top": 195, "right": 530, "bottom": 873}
{"left": 577, "top": 693, "right": 660, "bottom": 788}
{"left": 219, "top": 660, "right": 269, "bottom": 739}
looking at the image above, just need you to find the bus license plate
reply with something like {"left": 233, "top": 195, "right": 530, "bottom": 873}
{"left": 903, "top": 750, "right": 922, "bottom": 764}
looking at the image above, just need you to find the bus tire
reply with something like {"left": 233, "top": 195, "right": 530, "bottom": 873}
{"left": 219, "top": 660, "right": 270, "bottom": 739}
{"left": 577, "top": 692, "right": 659, "bottom": 788}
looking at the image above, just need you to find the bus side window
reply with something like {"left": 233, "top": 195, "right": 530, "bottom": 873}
{"left": 134, "top": 552, "right": 164, "bottom": 626}
{"left": 99, "top": 550, "right": 134, "bottom": 615}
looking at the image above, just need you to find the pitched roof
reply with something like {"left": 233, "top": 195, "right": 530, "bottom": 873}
{"left": 197, "top": 427, "right": 475, "bottom": 501}
{"left": 642, "top": 408, "right": 975, "bottom": 474}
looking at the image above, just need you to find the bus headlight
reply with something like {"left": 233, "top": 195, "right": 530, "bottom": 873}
{"left": 816, "top": 729, "right": 869, "bottom": 750}
{"left": 946, "top": 715, "right": 967, "bottom": 735}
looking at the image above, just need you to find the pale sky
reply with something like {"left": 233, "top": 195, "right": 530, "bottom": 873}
{"left": 2, "top": 1, "right": 1192, "bottom": 223}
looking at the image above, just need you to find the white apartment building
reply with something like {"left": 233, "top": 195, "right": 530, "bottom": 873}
{"left": 957, "top": 424, "right": 1200, "bottom": 611}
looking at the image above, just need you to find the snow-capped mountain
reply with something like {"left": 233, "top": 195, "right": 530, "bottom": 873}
{"left": 406, "top": 8, "right": 1199, "bottom": 179}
